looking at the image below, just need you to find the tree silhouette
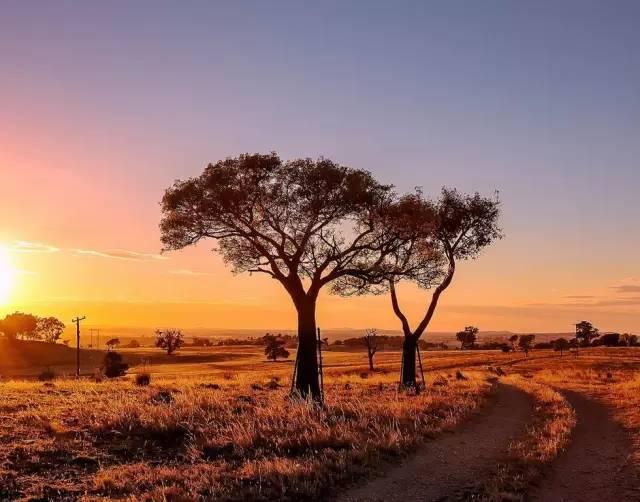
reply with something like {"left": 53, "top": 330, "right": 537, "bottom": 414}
{"left": 105, "top": 338, "right": 120, "bottom": 351}
{"left": 456, "top": 326, "right": 479, "bottom": 350}
{"left": 263, "top": 333, "right": 290, "bottom": 361}
{"left": 518, "top": 334, "right": 535, "bottom": 357}
{"left": 508, "top": 334, "right": 519, "bottom": 352}
{"left": 575, "top": 321, "right": 599, "bottom": 347}
{"left": 155, "top": 329, "right": 184, "bottom": 355}
{"left": 553, "top": 338, "right": 570, "bottom": 356}
{"left": 160, "top": 153, "right": 413, "bottom": 400}
{"left": 381, "top": 189, "right": 502, "bottom": 387}
{"left": 0, "top": 312, "right": 38, "bottom": 341}
{"left": 363, "top": 328, "right": 379, "bottom": 370}
{"left": 37, "top": 316, "right": 65, "bottom": 343}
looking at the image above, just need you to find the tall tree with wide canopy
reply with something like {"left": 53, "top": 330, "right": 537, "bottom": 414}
{"left": 386, "top": 188, "right": 502, "bottom": 388}
{"left": 159, "top": 153, "right": 411, "bottom": 400}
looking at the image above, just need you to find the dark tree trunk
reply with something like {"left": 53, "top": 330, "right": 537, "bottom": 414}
{"left": 368, "top": 351, "right": 374, "bottom": 371}
{"left": 401, "top": 335, "right": 418, "bottom": 388}
{"left": 294, "top": 298, "right": 321, "bottom": 400}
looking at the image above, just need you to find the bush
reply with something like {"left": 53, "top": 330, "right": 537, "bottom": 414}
{"left": 135, "top": 372, "right": 151, "bottom": 386}
{"left": 103, "top": 351, "right": 129, "bottom": 378}
{"left": 38, "top": 367, "right": 56, "bottom": 382}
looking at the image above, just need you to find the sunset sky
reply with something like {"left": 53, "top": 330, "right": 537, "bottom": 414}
{"left": 1, "top": 2, "right": 639, "bottom": 333}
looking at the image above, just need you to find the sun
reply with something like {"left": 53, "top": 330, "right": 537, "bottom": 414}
{"left": 0, "top": 246, "right": 14, "bottom": 305}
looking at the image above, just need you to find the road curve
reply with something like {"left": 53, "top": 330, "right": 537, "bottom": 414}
{"left": 336, "top": 383, "right": 532, "bottom": 502}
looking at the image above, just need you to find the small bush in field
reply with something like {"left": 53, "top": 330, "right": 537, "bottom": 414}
{"left": 223, "top": 372, "right": 235, "bottom": 380}
{"left": 38, "top": 368, "right": 56, "bottom": 382}
{"left": 135, "top": 372, "right": 151, "bottom": 386}
{"left": 266, "top": 378, "right": 280, "bottom": 389}
{"left": 103, "top": 352, "right": 129, "bottom": 378}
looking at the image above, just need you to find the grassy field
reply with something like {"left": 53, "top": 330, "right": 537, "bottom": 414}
{"left": 1, "top": 343, "right": 639, "bottom": 500}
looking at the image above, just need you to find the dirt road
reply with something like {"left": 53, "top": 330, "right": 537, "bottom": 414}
{"left": 336, "top": 383, "right": 532, "bottom": 502}
{"left": 532, "top": 390, "right": 640, "bottom": 502}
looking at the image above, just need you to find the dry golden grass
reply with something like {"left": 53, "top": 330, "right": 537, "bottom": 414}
{"left": 2, "top": 344, "right": 639, "bottom": 501}
{"left": 0, "top": 366, "right": 490, "bottom": 501}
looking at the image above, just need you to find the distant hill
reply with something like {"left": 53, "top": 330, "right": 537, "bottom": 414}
{"left": 62, "top": 327, "right": 576, "bottom": 348}
{"left": 0, "top": 339, "right": 104, "bottom": 377}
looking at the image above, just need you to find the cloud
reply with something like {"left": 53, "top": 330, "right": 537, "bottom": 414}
{"left": 73, "top": 249, "right": 167, "bottom": 261}
{"left": 612, "top": 285, "right": 640, "bottom": 294}
{"left": 10, "top": 241, "right": 59, "bottom": 253}
{"left": 169, "top": 269, "right": 212, "bottom": 276}
{"left": 563, "top": 295, "right": 595, "bottom": 299}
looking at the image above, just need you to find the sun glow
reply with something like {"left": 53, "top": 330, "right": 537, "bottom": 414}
{"left": 0, "top": 246, "right": 14, "bottom": 305}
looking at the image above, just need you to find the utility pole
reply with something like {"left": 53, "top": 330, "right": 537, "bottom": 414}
{"left": 72, "top": 316, "right": 86, "bottom": 377}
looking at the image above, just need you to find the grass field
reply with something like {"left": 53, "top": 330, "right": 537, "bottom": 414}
{"left": 1, "top": 343, "right": 639, "bottom": 500}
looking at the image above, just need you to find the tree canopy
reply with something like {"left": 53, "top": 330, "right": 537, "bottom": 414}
{"left": 159, "top": 153, "right": 422, "bottom": 399}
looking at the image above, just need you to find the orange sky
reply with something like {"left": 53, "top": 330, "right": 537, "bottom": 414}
{"left": 1, "top": 3, "right": 639, "bottom": 334}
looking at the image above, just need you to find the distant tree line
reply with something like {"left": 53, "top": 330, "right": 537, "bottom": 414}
{"left": 0, "top": 312, "right": 65, "bottom": 343}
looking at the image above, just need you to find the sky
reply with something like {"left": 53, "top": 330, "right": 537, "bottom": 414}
{"left": 1, "top": 1, "right": 639, "bottom": 333}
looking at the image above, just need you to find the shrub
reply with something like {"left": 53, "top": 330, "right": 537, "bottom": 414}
{"left": 135, "top": 372, "right": 151, "bottom": 386}
{"left": 38, "top": 367, "right": 56, "bottom": 382}
{"left": 103, "top": 351, "right": 129, "bottom": 378}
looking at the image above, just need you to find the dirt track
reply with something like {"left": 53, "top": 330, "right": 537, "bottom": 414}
{"left": 532, "top": 390, "right": 640, "bottom": 502}
{"left": 336, "top": 383, "right": 532, "bottom": 502}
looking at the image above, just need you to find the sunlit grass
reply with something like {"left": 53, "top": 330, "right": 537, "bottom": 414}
{"left": 0, "top": 368, "right": 490, "bottom": 500}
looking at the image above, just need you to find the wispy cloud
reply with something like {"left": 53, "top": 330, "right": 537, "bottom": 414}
{"left": 6, "top": 240, "right": 167, "bottom": 262}
{"left": 73, "top": 249, "right": 167, "bottom": 261}
{"left": 612, "top": 285, "right": 640, "bottom": 294}
{"left": 10, "top": 241, "right": 59, "bottom": 253}
{"left": 169, "top": 269, "right": 212, "bottom": 276}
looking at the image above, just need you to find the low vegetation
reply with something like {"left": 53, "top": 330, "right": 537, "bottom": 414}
{"left": 0, "top": 368, "right": 489, "bottom": 501}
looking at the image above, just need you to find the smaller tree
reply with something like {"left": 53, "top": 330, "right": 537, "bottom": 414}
{"left": 155, "top": 329, "right": 184, "bottom": 355}
{"left": 105, "top": 338, "right": 121, "bottom": 351}
{"left": 553, "top": 338, "right": 570, "bottom": 356}
{"left": 456, "top": 326, "right": 479, "bottom": 350}
{"left": 37, "top": 316, "right": 65, "bottom": 343}
{"left": 508, "top": 334, "right": 519, "bottom": 352}
{"left": 263, "top": 333, "right": 290, "bottom": 361}
{"left": 518, "top": 334, "right": 536, "bottom": 357}
{"left": 103, "top": 351, "right": 129, "bottom": 378}
{"left": 363, "top": 328, "right": 379, "bottom": 370}
{"left": 575, "top": 321, "right": 599, "bottom": 347}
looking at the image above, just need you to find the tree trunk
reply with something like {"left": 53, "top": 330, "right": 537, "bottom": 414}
{"left": 293, "top": 298, "right": 321, "bottom": 400}
{"left": 368, "top": 351, "right": 374, "bottom": 371}
{"left": 401, "top": 335, "right": 418, "bottom": 388}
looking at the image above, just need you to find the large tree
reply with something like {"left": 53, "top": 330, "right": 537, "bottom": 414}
{"left": 385, "top": 189, "right": 502, "bottom": 388}
{"left": 0, "top": 312, "right": 38, "bottom": 341}
{"left": 160, "top": 153, "right": 411, "bottom": 399}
